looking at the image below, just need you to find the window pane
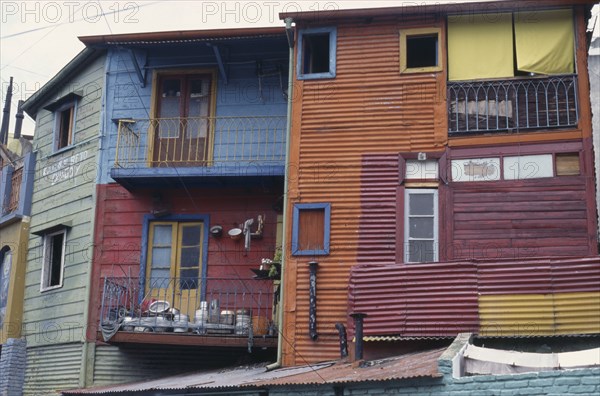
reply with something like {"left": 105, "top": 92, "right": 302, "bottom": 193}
{"left": 50, "top": 233, "right": 64, "bottom": 286}
{"left": 153, "top": 225, "right": 172, "bottom": 245}
{"left": 408, "top": 240, "right": 435, "bottom": 263}
{"left": 180, "top": 247, "right": 200, "bottom": 268}
{"left": 409, "top": 218, "right": 434, "bottom": 239}
{"left": 406, "top": 35, "right": 438, "bottom": 68}
{"left": 303, "top": 33, "right": 330, "bottom": 74}
{"left": 181, "top": 225, "right": 201, "bottom": 246}
{"left": 409, "top": 194, "right": 434, "bottom": 216}
{"left": 180, "top": 269, "right": 199, "bottom": 290}
{"left": 160, "top": 79, "right": 181, "bottom": 118}
{"left": 151, "top": 247, "right": 171, "bottom": 267}
{"left": 149, "top": 269, "right": 170, "bottom": 288}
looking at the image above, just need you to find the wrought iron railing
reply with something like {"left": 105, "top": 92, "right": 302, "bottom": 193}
{"left": 100, "top": 276, "right": 276, "bottom": 338}
{"left": 447, "top": 75, "right": 578, "bottom": 134}
{"left": 115, "top": 116, "right": 286, "bottom": 168}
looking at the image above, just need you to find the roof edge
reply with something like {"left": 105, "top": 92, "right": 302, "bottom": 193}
{"left": 279, "top": 0, "right": 598, "bottom": 22}
{"left": 79, "top": 26, "right": 286, "bottom": 46}
{"left": 21, "top": 47, "right": 104, "bottom": 118}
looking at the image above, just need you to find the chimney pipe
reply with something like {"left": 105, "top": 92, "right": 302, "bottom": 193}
{"left": 0, "top": 76, "right": 14, "bottom": 145}
{"left": 350, "top": 312, "right": 367, "bottom": 361}
{"left": 335, "top": 323, "right": 348, "bottom": 358}
{"left": 308, "top": 261, "right": 319, "bottom": 340}
{"left": 14, "top": 100, "right": 24, "bottom": 140}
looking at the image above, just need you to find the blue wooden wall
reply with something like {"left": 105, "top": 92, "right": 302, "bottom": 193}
{"left": 99, "top": 36, "right": 289, "bottom": 184}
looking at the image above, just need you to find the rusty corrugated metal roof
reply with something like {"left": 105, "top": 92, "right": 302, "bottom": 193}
{"left": 62, "top": 348, "right": 444, "bottom": 394}
{"left": 253, "top": 348, "right": 445, "bottom": 387}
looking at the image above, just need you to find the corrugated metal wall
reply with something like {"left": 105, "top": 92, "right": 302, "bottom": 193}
{"left": 283, "top": 15, "right": 447, "bottom": 366}
{"left": 23, "top": 343, "right": 82, "bottom": 395}
{"left": 349, "top": 256, "right": 600, "bottom": 338}
{"left": 449, "top": 177, "right": 592, "bottom": 259}
{"left": 93, "top": 344, "right": 276, "bottom": 386}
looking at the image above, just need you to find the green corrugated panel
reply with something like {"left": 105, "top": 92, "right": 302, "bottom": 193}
{"left": 23, "top": 343, "right": 83, "bottom": 395}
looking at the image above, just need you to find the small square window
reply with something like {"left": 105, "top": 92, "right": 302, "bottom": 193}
{"left": 297, "top": 27, "right": 337, "bottom": 80}
{"left": 400, "top": 28, "right": 442, "bottom": 74}
{"left": 41, "top": 229, "right": 67, "bottom": 291}
{"left": 292, "top": 203, "right": 331, "bottom": 255}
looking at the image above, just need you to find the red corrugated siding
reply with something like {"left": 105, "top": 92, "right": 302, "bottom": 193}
{"left": 348, "top": 256, "right": 600, "bottom": 337}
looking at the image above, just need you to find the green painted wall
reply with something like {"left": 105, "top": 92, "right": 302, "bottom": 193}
{"left": 22, "top": 53, "right": 105, "bottom": 395}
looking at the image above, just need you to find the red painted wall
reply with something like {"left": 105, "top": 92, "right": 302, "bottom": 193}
{"left": 87, "top": 183, "right": 282, "bottom": 340}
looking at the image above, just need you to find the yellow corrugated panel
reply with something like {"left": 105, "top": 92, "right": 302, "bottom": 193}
{"left": 479, "top": 292, "right": 600, "bottom": 337}
{"left": 479, "top": 294, "right": 556, "bottom": 336}
{"left": 554, "top": 292, "right": 600, "bottom": 334}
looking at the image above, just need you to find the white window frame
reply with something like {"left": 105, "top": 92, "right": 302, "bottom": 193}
{"left": 404, "top": 189, "right": 439, "bottom": 263}
{"left": 40, "top": 229, "right": 67, "bottom": 292}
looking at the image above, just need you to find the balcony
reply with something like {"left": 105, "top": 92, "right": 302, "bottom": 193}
{"left": 112, "top": 116, "right": 286, "bottom": 187}
{"left": 99, "top": 276, "right": 278, "bottom": 348}
{"left": 447, "top": 75, "right": 578, "bottom": 135}
{"left": 3, "top": 166, "right": 22, "bottom": 214}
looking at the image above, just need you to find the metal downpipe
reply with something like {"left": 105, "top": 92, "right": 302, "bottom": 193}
{"left": 266, "top": 17, "right": 294, "bottom": 372}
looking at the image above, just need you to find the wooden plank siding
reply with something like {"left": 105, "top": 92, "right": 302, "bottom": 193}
{"left": 23, "top": 54, "right": 105, "bottom": 354}
{"left": 86, "top": 183, "right": 282, "bottom": 341}
{"left": 283, "top": 15, "right": 448, "bottom": 365}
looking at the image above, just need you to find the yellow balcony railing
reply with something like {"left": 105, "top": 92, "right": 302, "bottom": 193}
{"left": 115, "top": 116, "right": 286, "bottom": 168}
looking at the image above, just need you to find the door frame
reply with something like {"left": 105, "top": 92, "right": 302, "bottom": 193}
{"left": 139, "top": 214, "right": 210, "bottom": 305}
{"left": 148, "top": 69, "right": 218, "bottom": 167}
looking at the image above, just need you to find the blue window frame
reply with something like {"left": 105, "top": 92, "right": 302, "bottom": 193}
{"left": 292, "top": 203, "right": 331, "bottom": 256}
{"left": 297, "top": 27, "right": 337, "bottom": 80}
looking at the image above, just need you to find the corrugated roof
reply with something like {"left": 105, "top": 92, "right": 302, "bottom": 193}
{"left": 79, "top": 27, "right": 285, "bottom": 46}
{"left": 252, "top": 348, "right": 445, "bottom": 387}
{"left": 61, "top": 348, "right": 444, "bottom": 394}
{"left": 279, "top": 0, "right": 599, "bottom": 21}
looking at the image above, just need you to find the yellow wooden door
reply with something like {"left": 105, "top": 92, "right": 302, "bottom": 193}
{"left": 146, "top": 222, "right": 204, "bottom": 318}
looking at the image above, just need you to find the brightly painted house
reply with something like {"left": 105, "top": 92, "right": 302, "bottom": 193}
{"left": 279, "top": 0, "right": 599, "bottom": 366}
{"left": 0, "top": 136, "right": 36, "bottom": 395}
{"left": 19, "top": 47, "right": 106, "bottom": 395}
{"left": 76, "top": 27, "right": 290, "bottom": 386}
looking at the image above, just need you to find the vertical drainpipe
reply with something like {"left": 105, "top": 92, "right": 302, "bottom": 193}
{"left": 0, "top": 76, "right": 13, "bottom": 145}
{"left": 335, "top": 323, "right": 348, "bottom": 358}
{"left": 266, "top": 17, "right": 295, "bottom": 372}
{"left": 308, "top": 261, "right": 319, "bottom": 340}
{"left": 350, "top": 313, "right": 367, "bottom": 361}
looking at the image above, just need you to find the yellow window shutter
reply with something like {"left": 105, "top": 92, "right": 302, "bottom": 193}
{"left": 514, "top": 9, "right": 574, "bottom": 75}
{"left": 448, "top": 13, "right": 514, "bottom": 81}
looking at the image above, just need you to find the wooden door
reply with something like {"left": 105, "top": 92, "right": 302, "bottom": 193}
{"left": 152, "top": 74, "right": 212, "bottom": 166}
{"left": 146, "top": 222, "right": 204, "bottom": 318}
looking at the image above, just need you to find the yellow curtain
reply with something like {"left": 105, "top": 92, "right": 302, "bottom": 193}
{"left": 448, "top": 13, "right": 514, "bottom": 81}
{"left": 514, "top": 9, "right": 574, "bottom": 75}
